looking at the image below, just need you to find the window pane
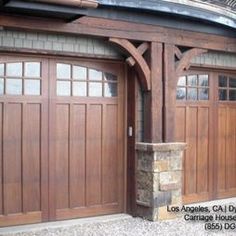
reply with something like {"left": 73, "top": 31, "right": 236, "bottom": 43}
{"left": 104, "top": 73, "right": 117, "bottom": 82}
{"left": 89, "top": 69, "right": 102, "bottom": 81}
{"left": 219, "top": 89, "right": 227, "bottom": 101}
{"left": 25, "top": 80, "right": 40, "bottom": 95}
{"left": 229, "top": 78, "right": 236, "bottom": 88}
{"left": 188, "top": 75, "right": 197, "bottom": 86}
{"left": 73, "top": 82, "right": 87, "bottom": 96}
{"left": 0, "top": 64, "right": 4, "bottom": 76}
{"left": 57, "top": 63, "right": 71, "bottom": 79}
{"left": 177, "top": 76, "right": 186, "bottom": 86}
{"left": 229, "top": 90, "right": 236, "bottom": 101}
{"left": 25, "top": 62, "right": 41, "bottom": 78}
{"left": 199, "top": 75, "right": 209, "bottom": 87}
{"left": 73, "top": 66, "right": 87, "bottom": 80}
{"left": 104, "top": 83, "right": 117, "bottom": 97}
{"left": 176, "top": 87, "right": 186, "bottom": 100}
{"left": 57, "top": 81, "right": 71, "bottom": 96}
{"left": 219, "top": 75, "right": 227, "bottom": 87}
{"left": 187, "top": 88, "right": 197, "bottom": 100}
{"left": 6, "top": 79, "right": 22, "bottom": 95}
{"left": 199, "top": 88, "right": 209, "bottom": 100}
{"left": 6, "top": 63, "right": 22, "bottom": 77}
{"left": 0, "top": 78, "right": 4, "bottom": 95}
{"left": 89, "top": 82, "right": 102, "bottom": 97}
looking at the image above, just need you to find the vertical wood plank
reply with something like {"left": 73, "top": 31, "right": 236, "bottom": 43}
{"left": 4, "top": 103, "right": 22, "bottom": 214}
{"left": 197, "top": 107, "right": 209, "bottom": 193}
{"left": 70, "top": 104, "right": 86, "bottom": 208}
{"left": 23, "top": 104, "right": 41, "bottom": 213}
{"left": 103, "top": 104, "right": 118, "bottom": 204}
{"left": 185, "top": 107, "right": 197, "bottom": 195}
{"left": 86, "top": 104, "right": 102, "bottom": 206}
{"left": 163, "top": 43, "right": 176, "bottom": 142}
{"left": 217, "top": 107, "right": 226, "bottom": 191}
{"left": 143, "top": 42, "right": 163, "bottom": 142}
{"left": 55, "top": 104, "right": 69, "bottom": 210}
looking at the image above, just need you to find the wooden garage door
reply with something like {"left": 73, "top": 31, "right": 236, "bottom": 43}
{"left": 0, "top": 56, "right": 125, "bottom": 226}
{"left": 175, "top": 71, "right": 236, "bottom": 204}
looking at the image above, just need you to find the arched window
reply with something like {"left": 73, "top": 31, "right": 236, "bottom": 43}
{"left": 56, "top": 63, "right": 118, "bottom": 97}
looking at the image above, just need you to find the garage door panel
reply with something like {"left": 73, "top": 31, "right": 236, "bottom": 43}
{"left": 217, "top": 107, "right": 227, "bottom": 191}
{"left": 87, "top": 104, "right": 102, "bottom": 206}
{"left": 4, "top": 103, "right": 22, "bottom": 214}
{"left": 55, "top": 104, "right": 70, "bottom": 210}
{"left": 103, "top": 104, "right": 118, "bottom": 204}
{"left": 185, "top": 107, "right": 197, "bottom": 195}
{"left": 197, "top": 107, "right": 209, "bottom": 194}
{"left": 23, "top": 104, "right": 41, "bottom": 212}
{"left": 218, "top": 106, "right": 236, "bottom": 195}
{"left": 70, "top": 104, "right": 86, "bottom": 208}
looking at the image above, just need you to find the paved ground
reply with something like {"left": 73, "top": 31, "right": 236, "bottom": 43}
{"left": 1, "top": 198, "right": 236, "bottom": 236}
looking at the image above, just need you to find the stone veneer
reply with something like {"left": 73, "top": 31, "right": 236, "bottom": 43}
{"left": 136, "top": 142, "right": 187, "bottom": 221}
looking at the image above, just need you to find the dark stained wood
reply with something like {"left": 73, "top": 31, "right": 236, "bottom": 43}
{"left": 176, "top": 70, "right": 236, "bottom": 204}
{"left": 0, "top": 15, "right": 235, "bottom": 52}
{"left": 127, "top": 67, "right": 137, "bottom": 215}
{"left": 163, "top": 44, "right": 176, "bottom": 142}
{"left": 0, "top": 55, "right": 126, "bottom": 226}
{"left": 49, "top": 59, "right": 125, "bottom": 221}
{"left": 175, "top": 48, "right": 208, "bottom": 76}
{"left": 126, "top": 42, "right": 149, "bottom": 67}
{"left": 0, "top": 56, "right": 49, "bottom": 226}
{"left": 109, "top": 38, "right": 151, "bottom": 91}
{"left": 143, "top": 42, "right": 163, "bottom": 142}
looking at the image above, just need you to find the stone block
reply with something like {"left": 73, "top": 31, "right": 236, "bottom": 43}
{"left": 153, "top": 160, "right": 169, "bottom": 172}
{"left": 169, "top": 156, "right": 183, "bottom": 170}
{"left": 137, "top": 154, "right": 153, "bottom": 172}
{"left": 136, "top": 171, "right": 153, "bottom": 191}
{"left": 160, "top": 171, "right": 181, "bottom": 185}
{"left": 160, "top": 182, "right": 180, "bottom": 191}
{"left": 153, "top": 192, "right": 172, "bottom": 207}
{"left": 136, "top": 189, "right": 152, "bottom": 206}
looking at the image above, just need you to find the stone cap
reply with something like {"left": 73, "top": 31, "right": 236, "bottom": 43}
{"left": 136, "top": 142, "right": 187, "bottom": 152}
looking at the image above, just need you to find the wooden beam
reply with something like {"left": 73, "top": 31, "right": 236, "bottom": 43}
{"left": 143, "top": 42, "right": 163, "bottom": 143}
{"left": 176, "top": 48, "right": 208, "bottom": 76}
{"left": 109, "top": 37, "right": 151, "bottom": 91}
{"left": 0, "top": 15, "right": 235, "bottom": 53}
{"left": 163, "top": 44, "right": 176, "bottom": 142}
{"left": 126, "top": 42, "right": 149, "bottom": 66}
{"left": 174, "top": 46, "right": 182, "bottom": 60}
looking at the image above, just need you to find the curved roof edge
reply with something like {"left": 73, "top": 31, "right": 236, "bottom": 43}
{"left": 98, "top": 0, "right": 236, "bottom": 29}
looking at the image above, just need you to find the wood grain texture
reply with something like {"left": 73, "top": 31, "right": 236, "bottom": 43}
{"left": 0, "top": 15, "right": 235, "bottom": 52}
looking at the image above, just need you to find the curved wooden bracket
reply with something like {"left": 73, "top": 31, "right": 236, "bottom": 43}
{"left": 175, "top": 48, "right": 208, "bottom": 76}
{"left": 109, "top": 38, "right": 151, "bottom": 91}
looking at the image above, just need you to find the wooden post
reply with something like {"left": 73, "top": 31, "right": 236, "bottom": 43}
{"left": 163, "top": 43, "right": 176, "bottom": 142}
{"left": 143, "top": 42, "right": 163, "bottom": 143}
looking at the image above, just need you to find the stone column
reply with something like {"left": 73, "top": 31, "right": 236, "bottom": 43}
{"left": 136, "top": 142, "right": 187, "bottom": 221}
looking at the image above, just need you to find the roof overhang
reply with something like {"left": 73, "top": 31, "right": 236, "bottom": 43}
{"left": 98, "top": 0, "right": 236, "bottom": 29}
{"left": 0, "top": 0, "right": 99, "bottom": 21}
